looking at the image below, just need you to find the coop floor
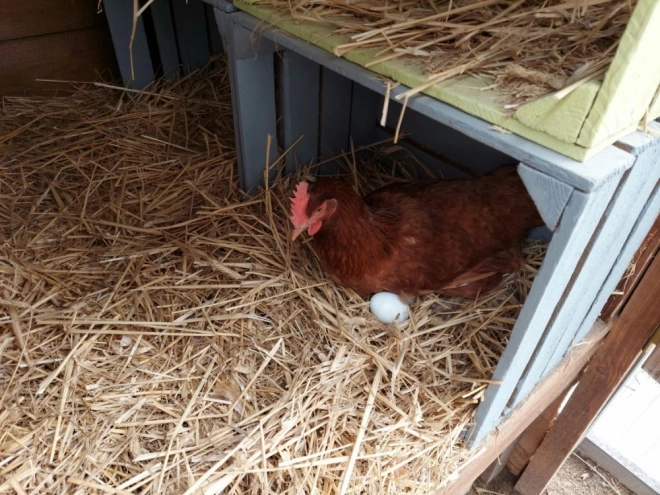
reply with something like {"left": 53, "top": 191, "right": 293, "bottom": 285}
{"left": 0, "top": 58, "right": 548, "bottom": 493}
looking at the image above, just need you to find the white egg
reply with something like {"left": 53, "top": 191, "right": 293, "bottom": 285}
{"left": 369, "top": 292, "right": 410, "bottom": 324}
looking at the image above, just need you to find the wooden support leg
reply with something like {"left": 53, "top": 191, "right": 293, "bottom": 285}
{"left": 514, "top": 252, "right": 660, "bottom": 495}
{"left": 507, "top": 387, "right": 570, "bottom": 477}
{"left": 224, "top": 21, "right": 278, "bottom": 192}
{"left": 170, "top": 0, "right": 211, "bottom": 73}
{"left": 437, "top": 321, "right": 609, "bottom": 495}
{"left": 280, "top": 50, "right": 320, "bottom": 175}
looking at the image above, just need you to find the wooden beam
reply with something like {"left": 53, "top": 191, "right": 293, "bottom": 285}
{"left": 600, "top": 215, "right": 660, "bottom": 321}
{"left": 507, "top": 388, "right": 570, "bottom": 477}
{"left": 434, "top": 321, "right": 609, "bottom": 495}
{"left": 0, "top": 27, "right": 118, "bottom": 96}
{"left": 514, "top": 252, "right": 660, "bottom": 495}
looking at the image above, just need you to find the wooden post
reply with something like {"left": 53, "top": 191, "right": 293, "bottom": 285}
{"left": 514, "top": 252, "right": 660, "bottom": 495}
{"left": 507, "top": 388, "right": 570, "bottom": 477}
{"left": 435, "top": 321, "right": 609, "bottom": 495}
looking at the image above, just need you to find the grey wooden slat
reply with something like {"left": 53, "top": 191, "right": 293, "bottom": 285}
{"left": 205, "top": 3, "right": 224, "bottom": 55}
{"left": 575, "top": 185, "right": 660, "bottom": 345}
{"left": 148, "top": 0, "right": 181, "bottom": 79}
{"left": 349, "top": 82, "right": 381, "bottom": 148}
{"left": 170, "top": 0, "right": 210, "bottom": 73}
{"left": 518, "top": 166, "right": 573, "bottom": 231}
{"left": 225, "top": 22, "right": 278, "bottom": 192}
{"left": 205, "top": 0, "right": 238, "bottom": 13}
{"left": 467, "top": 170, "right": 624, "bottom": 447}
{"left": 280, "top": 50, "right": 320, "bottom": 174}
{"left": 104, "top": 0, "right": 154, "bottom": 89}
{"left": 214, "top": 8, "right": 634, "bottom": 191}
{"left": 318, "top": 68, "right": 353, "bottom": 171}
{"left": 512, "top": 136, "right": 660, "bottom": 404}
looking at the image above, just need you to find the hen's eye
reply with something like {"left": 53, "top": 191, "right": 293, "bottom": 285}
{"left": 316, "top": 207, "right": 322, "bottom": 213}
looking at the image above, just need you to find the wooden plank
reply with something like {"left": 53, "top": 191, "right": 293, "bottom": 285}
{"left": 318, "top": 67, "right": 352, "bottom": 169}
{"left": 435, "top": 321, "right": 609, "bottom": 495}
{"left": 579, "top": 436, "right": 660, "bottom": 495}
{"left": 225, "top": 21, "right": 278, "bottom": 192}
{"left": 643, "top": 343, "right": 660, "bottom": 383}
{"left": 512, "top": 136, "right": 660, "bottom": 404}
{"left": 213, "top": 7, "right": 635, "bottom": 192}
{"left": 205, "top": 3, "right": 224, "bottom": 55}
{"left": 0, "top": 27, "right": 117, "bottom": 96}
{"left": 148, "top": 0, "right": 181, "bottom": 80}
{"left": 280, "top": 50, "right": 320, "bottom": 174}
{"left": 104, "top": 0, "right": 154, "bottom": 89}
{"left": 478, "top": 440, "right": 518, "bottom": 485}
{"left": 578, "top": 0, "right": 660, "bottom": 149}
{"left": 507, "top": 388, "right": 570, "bottom": 477}
{"left": 601, "top": 215, "right": 660, "bottom": 322}
{"left": 518, "top": 165, "right": 573, "bottom": 231}
{"left": 348, "top": 82, "right": 381, "bottom": 149}
{"left": 469, "top": 174, "right": 622, "bottom": 447}
{"left": 170, "top": 0, "right": 211, "bottom": 73}
{"left": 574, "top": 183, "right": 660, "bottom": 345}
{"left": 514, "top": 253, "right": 660, "bottom": 495}
{"left": 0, "top": 0, "right": 105, "bottom": 42}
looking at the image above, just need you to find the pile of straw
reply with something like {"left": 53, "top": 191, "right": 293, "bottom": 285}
{"left": 256, "top": 0, "right": 635, "bottom": 106}
{"left": 0, "top": 59, "right": 545, "bottom": 493}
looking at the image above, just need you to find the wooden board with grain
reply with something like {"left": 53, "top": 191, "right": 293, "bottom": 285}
{"left": 0, "top": 27, "right": 117, "bottom": 96}
{"left": 0, "top": 0, "right": 105, "bottom": 42}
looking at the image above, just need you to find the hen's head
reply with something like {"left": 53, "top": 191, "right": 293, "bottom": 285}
{"left": 289, "top": 180, "right": 339, "bottom": 241}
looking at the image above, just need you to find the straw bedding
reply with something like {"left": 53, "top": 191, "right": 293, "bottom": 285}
{"left": 252, "top": 0, "right": 635, "bottom": 106}
{"left": 0, "top": 59, "right": 546, "bottom": 494}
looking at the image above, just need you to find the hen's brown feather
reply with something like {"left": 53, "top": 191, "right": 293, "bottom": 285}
{"left": 298, "top": 165, "right": 543, "bottom": 299}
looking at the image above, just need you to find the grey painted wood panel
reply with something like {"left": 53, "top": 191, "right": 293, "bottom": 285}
{"left": 319, "top": 68, "right": 353, "bottom": 170}
{"left": 575, "top": 185, "right": 660, "bottom": 345}
{"left": 518, "top": 165, "right": 573, "bottom": 231}
{"left": 348, "top": 82, "right": 381, "bottom": 149}
{"left": 512, "top": 138, "right": 660, "bottom": 405}
{"left": 104, "top": 0, "right": 154, "bottom": 89}
{"left": 468, "top": 171, "right": 623, "bottom": 447}
{"left": 280, "top": 50, "right": 320, "bottom": 174}
{"left": 215, "top": 9, "right": 634, "bottom": 191}
{"left": 205, "top": 3, "right": 224, "bottom": 55}
{"left": 149, "top": 0, "right": 181, "bottom": 80}
{"left": 226, "top": 22, "right": 278, "bottom": 192}
{"left": 171, "top": 0, "right": 210, "bottom": 73}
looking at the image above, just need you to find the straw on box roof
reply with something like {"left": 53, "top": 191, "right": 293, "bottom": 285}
{"left": 0, "top": 58, "right": 546, "bottom": 494}
{"left": 251, "top": 0, "right": 635, "bottom": 107}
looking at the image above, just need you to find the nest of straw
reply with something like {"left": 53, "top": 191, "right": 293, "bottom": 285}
{"left": 0, "top": 59, "right": 546, "bottom": 494}
{"left": 254, "top": 0, "right": 635, "bottom": 107}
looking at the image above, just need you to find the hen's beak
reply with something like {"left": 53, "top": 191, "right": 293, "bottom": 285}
{"left": 291, "top": 227, "right": 305, "bottom": 241}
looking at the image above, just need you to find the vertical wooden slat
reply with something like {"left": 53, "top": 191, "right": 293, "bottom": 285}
{"left": 205, "top": 3, "right": 224, "bottom": 55}
{"left": 515, "top": 254, "right": 660, "bottom": 495}
{"left": 280, "top": 50, "right": 320, "bottom": 174}
{"left": 468, "top": 172, "right": 623, "bottom": 448}
{"left": 348, "top": 82, "right": 380, "bottom": 149}
{"left": 104, "top": 0, "right": 154, "bottom": 88}
{"left": 148, "top": 0, "right": 181, "bottom": 79}
{"left": 170, "top": 0, "right": 210, "bottom": 73}
{"left": 318, "top": 67, "right": 352, "bottom": 171}
{"left": 512, "top": 135, "right": 660, "bottom": 404}
{"left": 225, "top": 21, "right": 278, "bottom": 192}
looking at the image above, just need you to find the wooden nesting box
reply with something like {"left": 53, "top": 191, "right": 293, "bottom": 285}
{"left": 207, "top": 0, "right": 660, "bottom": 450}
{"left": 222, "top": 0, "right": 660, "bottom": 162}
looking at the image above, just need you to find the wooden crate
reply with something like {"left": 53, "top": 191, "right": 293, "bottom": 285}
{"left": 208, "top": 0, "right": 660, "bottom": 449}
{"left": 225, "top": 0, "right": 660, "bottom": 162}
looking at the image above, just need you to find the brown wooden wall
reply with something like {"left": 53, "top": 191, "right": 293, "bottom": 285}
{"left": 0, "top": 0, "right": 118, "bottom": 96}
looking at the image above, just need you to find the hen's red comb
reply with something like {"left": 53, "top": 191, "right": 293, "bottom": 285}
{"left": 290, "top": 181, "right": 310, "bottom": 228}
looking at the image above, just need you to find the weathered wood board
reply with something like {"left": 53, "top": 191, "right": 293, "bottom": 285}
{"left": 230, "top": 0, "right": 660, "bottom": 161}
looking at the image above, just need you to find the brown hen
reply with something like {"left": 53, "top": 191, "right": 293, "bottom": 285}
{"left": 289, "top": 165, "right": 543, "bottom": 301}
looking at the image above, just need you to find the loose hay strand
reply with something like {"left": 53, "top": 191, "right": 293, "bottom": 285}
{"left": 0, "top": 58, "right": 547, "bottom": 493}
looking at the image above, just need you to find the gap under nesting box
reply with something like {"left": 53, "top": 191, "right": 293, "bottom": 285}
{"left": 0, "top": 60, "right": 551, "bottom": 493}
